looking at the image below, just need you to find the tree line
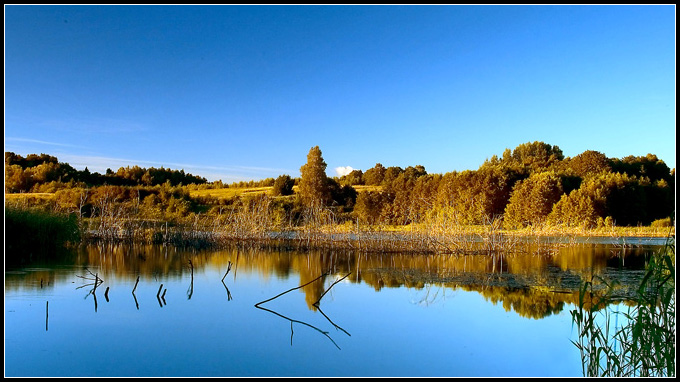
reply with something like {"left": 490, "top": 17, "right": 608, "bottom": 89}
{"left": 5, "top": 141, "right": 676, "bottom": 229}
{"left": 298, "top": 142, "right": 674, "bottom": 229}
{"left": 5, "top": 152, "right": 208, "bottom": 192}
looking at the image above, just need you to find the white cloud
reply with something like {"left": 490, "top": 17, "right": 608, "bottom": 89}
{"left": 335, "top": 166, "right": 354, "bottom": 177}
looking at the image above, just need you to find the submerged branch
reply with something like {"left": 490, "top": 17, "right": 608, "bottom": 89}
{"left": 255, "top": 272, "right": 328, "bottom": 307}
{"left": 222, "top": 261, "right": 232, "bottom": 282}
{"left": 316, "top": 306, "right": 351, "bottom": 337}
{"left": 314, "top": 272, "right": 351, "bottom": 307}
{"left": 255, "top": 304, "right": 341, "bottom": 350}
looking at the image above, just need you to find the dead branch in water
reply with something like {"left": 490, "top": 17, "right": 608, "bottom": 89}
{"left": 312, "top": 272, "right": 352, "bottom": 337}
{"left": 255, "top": 303, "right": 341, "bottom": 350}
{"left": 316, "top": 305, "right": 351, "bottom": 338}
{"left": 77, "top": 268, "right": 104, "bottom": 287}
{"left": 254, "top": 271, "right": 348, "bottom": 349}
{"left": 222, "top": 261, "right": 232, "bottom": 282}
{"left": 222, "top": 279, "right": 233, "bottom": 301}
{"left": 313, "top": 272, "right": 351, "bottom": 307}
{"left": 255, "top": 273, "right": 328, "bottom": 307}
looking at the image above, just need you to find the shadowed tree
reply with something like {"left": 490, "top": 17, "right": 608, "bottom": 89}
{"left": 298, "top": 146, "right": 331, "bottom": 206}
{"left": 271, "top": 174, "right": 295, "bottom": 196}
{"left": 363, "top": 163, "right": 386, "bottom": 186}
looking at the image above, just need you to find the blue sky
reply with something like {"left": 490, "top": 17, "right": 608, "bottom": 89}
{"left": 5, "top": 5, "right": 676, "bottom": 182}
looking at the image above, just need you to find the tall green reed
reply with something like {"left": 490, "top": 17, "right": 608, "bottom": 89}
{"left": 571, "top": 235, "right": 675, "bottom": 377}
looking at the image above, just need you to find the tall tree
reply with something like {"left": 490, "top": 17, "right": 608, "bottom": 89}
{"left": 363, "top": 163, "right": 386, "bottom": 186}
{"left": 298, "top": 146, "right": 330, "bottom": 206}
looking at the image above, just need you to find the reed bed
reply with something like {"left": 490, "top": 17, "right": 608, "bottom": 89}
{"left": 59, "top": 193, "right": 649, "bottom": 255}
{"left": 571, "top": 237, "right": 675, "bottom": 377}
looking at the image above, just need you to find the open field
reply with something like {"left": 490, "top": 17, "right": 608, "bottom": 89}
{"left": 352, "top": 185, "right": 382, "bottom": 192}
{"left": 5, "top": 193, "right": 55, "bottom": 201}
{"left": 190, "top": 184, "right": 382, "bottom": 200}
{"left": 189, "top": 186, "right": 273, "bottom": 200}
{"left": 317, "top": 222, "right": 675, "bottom": 238}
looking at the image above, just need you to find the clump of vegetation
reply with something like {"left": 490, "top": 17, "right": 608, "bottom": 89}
{"left": 5, "top": 206, "right": 81, "bottom": 265}
{"left": 651, "top": 217, "right": 673, "bottom": 228}
{"left": 571, "top": 238, "right": 675, "bottom": 377}
{"left": 271, "top": 174, "right": 295, "bottom": 196}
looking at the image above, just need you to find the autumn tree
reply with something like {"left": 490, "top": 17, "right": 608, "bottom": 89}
{"left": 363, "top": 163, "right": 386, "bottom": 186}
{"left": 498, "top": 141, "right": 564, "bottom": 175}
{"left": 382, "top": 166, "right": 404, "bottom": 185}
{"left": 338, "top": 169, "right": 364, "bottom": 186}
{"left": 566, "top": 150, "right": 611, "bottom": 178}
{"left": 354, "top": 191, "right": 388, "bottom": 225}
{"left": 610, "top": 154, "right": 672, "bottom": 183}
{"left": 547, "top": 172, "right": 651, "bottom": 227}
{"left": 504, "top": 171, "right": 564, "bottom": 229}
{"left": 298, "top": 146, "right": 331, "bottom": 206}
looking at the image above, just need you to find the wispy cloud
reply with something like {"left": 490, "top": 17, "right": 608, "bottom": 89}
{"left": 5, "top": 137, "right": 82, "bottom": 148}
{"left": 56, "top": 153, "right": 294, "bottom": 183}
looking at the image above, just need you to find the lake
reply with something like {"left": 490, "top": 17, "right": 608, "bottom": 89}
{"left": 4, "top": 240, "right": 664, "bottom": 377}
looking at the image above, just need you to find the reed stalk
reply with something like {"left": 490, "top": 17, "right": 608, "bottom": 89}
{"left": 570, "top": 236, "right": 675, "bottom": 377}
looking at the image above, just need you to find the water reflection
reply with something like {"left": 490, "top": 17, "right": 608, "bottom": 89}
{"left": 254, "top": 272, "right": 350, "bottom": 349}
{"left": 4, "top": 242, "right": 659, "bottom": 319}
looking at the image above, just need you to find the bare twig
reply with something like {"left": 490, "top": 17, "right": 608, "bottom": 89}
{"left": 222, "top": 280, "right": 233, "bottom": 301}
{"left": 255, "top": 273, "right": 328, "bottom": 307}
{"left": 222, "top": 261, "right": 233, "bottom": 282}
{"left": 317, "top": 306, "right": 351, "bottom": 337}
{"left": 313, "top": 272, "right": 351, "bottom": 307}
{"left": 255, "top": 304, "right": 341, "bottom": 350}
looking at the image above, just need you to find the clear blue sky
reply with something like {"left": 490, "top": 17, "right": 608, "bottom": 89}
{"left": 5, "top": 5, "right": 676, "bottom": 182}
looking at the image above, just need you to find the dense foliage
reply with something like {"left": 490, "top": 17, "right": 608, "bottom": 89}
{"left": 5, "top": 141, "right": 675, "bottom": 231}
{"left": 5, "top": 152, "right": 207, "bottom": 192}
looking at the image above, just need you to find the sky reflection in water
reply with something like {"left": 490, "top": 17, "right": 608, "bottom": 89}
{"left": 5, "top": 243, "right": 656, "bottom": 377}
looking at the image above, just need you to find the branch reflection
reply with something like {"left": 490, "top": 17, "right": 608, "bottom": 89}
{"left": 255, "top": 271, "right": 351, "bottom": 349}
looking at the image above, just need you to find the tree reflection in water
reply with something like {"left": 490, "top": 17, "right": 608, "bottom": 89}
{"left": 4, "top": 243, "right": 658, "bottom": 319}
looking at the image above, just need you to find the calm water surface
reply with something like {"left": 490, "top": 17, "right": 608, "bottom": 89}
{"left": 5, "top": 242, "right": 660, "bottom": 377}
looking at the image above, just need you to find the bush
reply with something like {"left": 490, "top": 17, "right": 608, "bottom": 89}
{"left": 271, "top": 174, "right": 294, "bottom": 196}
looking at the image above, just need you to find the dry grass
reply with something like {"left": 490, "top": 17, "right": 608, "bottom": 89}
{"left": 4, "top": 192, "right": 55, "bottom": 201}
{"left": 189, "top": 186, "right": 274, "bottom": 200}
{"left": 352, "top": 185, "right": 382, "bottom": 193}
